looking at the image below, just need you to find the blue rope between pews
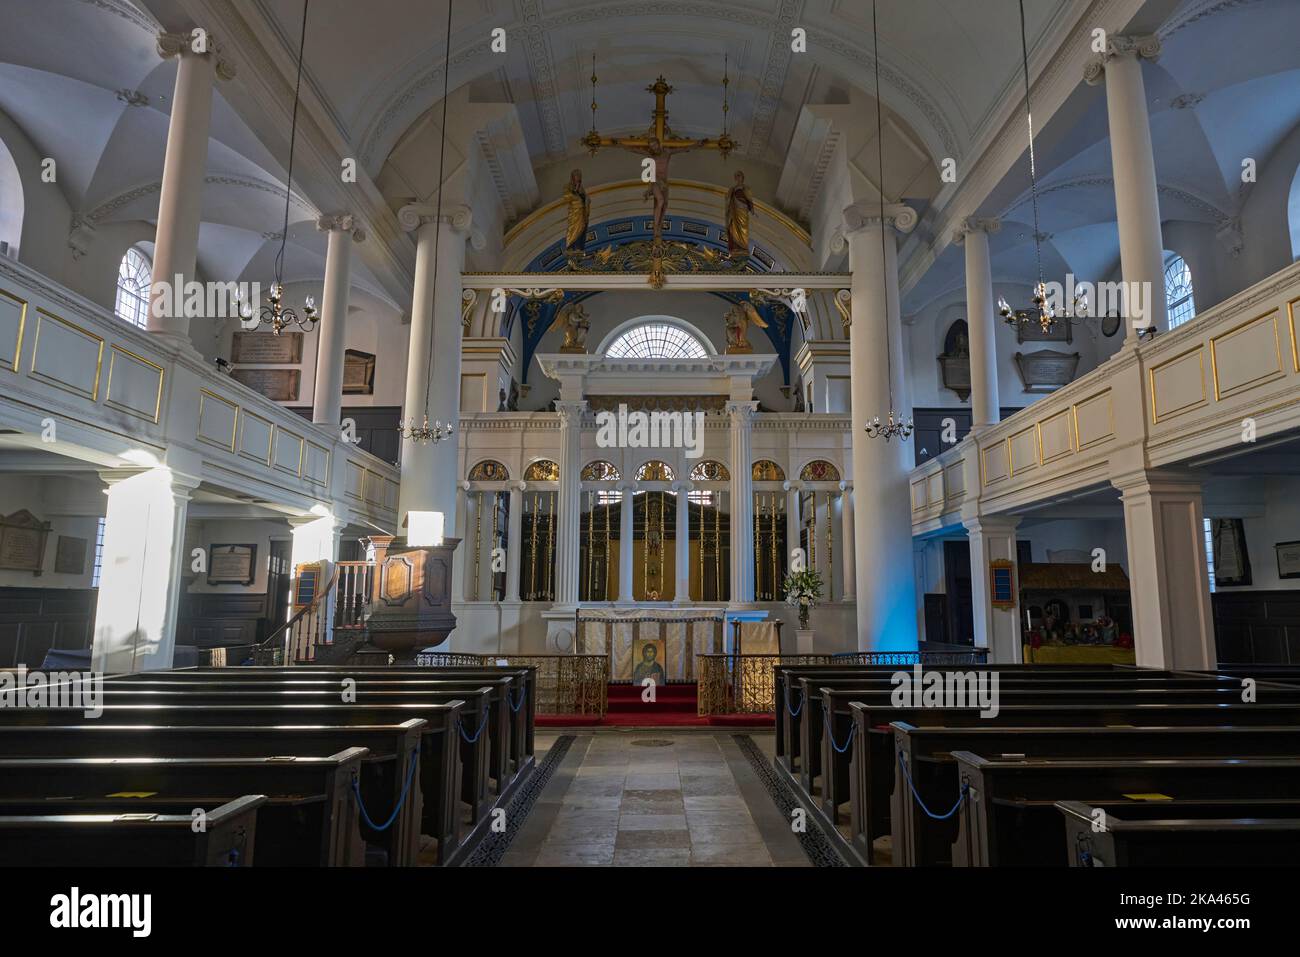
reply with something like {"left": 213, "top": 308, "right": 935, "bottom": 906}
{"left": 823, "top": 704, "right": 856, "bottom": 753}
{"left": 353, "top": 750, "right": 420, "bottom": 833}
{"left": 458, "top": 706, "right": 491, "bottom": 743}
{"left": 896, "top": 751, "right": 969, "bottom": 821}
{"left": 784, "top": 685, "right": 804, "bottom": 717}
{"left": 508, "top": 687, "right": 527, "bottom": 713}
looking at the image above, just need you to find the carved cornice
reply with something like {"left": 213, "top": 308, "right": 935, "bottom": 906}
{"left": 998, "top": 175, "right": 1233, "bottom": 228}
{"left": 1083, "top": 34, "right": 1161, "bottom": 86}
{"left": 81, "top": 174, "right": 316, "bottom": 225}
{"left": 157, "top": 29, "right": 237, "bottom": 81}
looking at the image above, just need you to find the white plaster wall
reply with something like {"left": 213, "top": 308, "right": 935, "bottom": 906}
{"left": 0, "top": 473, "right": 105, "bottom": 589}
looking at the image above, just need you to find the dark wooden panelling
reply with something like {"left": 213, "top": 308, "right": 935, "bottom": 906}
{"left": 1213, "top": 590, "right": 1300, "bottom": 664}
{"left": 177, "top": 592, "right": 271, "bottom": 649}
{"left": 913, "top": 407, "right": 1023, "bottom": 468}
{"left": 0, "top": 587, "right": 96, "bottom": 668}
{"left": 291, "top": 405, "right": 401, "bottom": 465}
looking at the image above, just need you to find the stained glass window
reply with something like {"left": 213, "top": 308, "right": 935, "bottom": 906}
{"left": 523, "top": 459, "right": 560, "bottom": 481}
{"left": 605, "top": 322, "right": 708, "bottom": 359}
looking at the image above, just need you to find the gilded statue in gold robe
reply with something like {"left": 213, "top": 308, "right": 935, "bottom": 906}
{"left": 550, "top": 301, "right": 590, "bottom": 354}
{"left": 724, "top": 300, "right": 767, "bottom": 354}
{"left": 725, "top": 170, "right": 754, "bottom": 259}
{"left": 563, "top": 169, "right": 590, "bottom": 261}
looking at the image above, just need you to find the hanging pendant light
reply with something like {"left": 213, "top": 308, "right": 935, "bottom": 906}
{"left": 864, "top": 0, "right": 912, "bottom": 444}
{"left": 399, "top": 0, "right": 455, "bottom": 445}
{"left": 249, "top": 0, "right": 317, "bottom": 336}
{"left": 997, "top": 0, "right": 1085, "bottom": 335}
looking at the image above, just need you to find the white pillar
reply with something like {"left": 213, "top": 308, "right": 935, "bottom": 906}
{"left": 396, "top": 204, "right": 475, "bottom": 532}
{"left": 727, "top": 401, "right": 757, "bottom": 605}
{"left": 839, "top": 480, "right": 856, "bottom": 602}
{"left": 1114, "top": 470, "right": 1216, "bottom": 669}
{"left": 462, "top": 486, "right": 480, "bottom": 600}
{"left": 673, "top": 480, "right": 691, "bottom": 603}
{"left": 312, "top": 214, "right": 365, "bottom": 425}
{"left": 92, "top": 468, "right": 198, "bottom": 673}
{"left": 505, "top": 481, "right": 524, "bottom": 602}
{"left": 618, "top": 481, "right": 636, "bottom": 603}
{"left": 783, "top": 480, "right": 802, "bottom": 574}
{"left": 1085, "top": 35, "right": 1168, "bottom": 339}
{"left": 963, "top": 516, "right": 1023, "bottom": 662}
{"left": 553, "top": 401, "right": 586, "bottom": 607}
{"left": 845, "top": 202, "right": 920, "bottom": 651}
{"left": 150, "top": 31, "right": 235, "bottom": 344}
{"left": 954, "top": 217, "right": 1001, "bottom": 428}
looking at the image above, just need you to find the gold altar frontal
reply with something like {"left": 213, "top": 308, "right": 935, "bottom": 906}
{"left": 577, "top": 608, "right": 780, "bottom": 682}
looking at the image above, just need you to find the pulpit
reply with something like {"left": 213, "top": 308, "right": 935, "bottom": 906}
{"left": 363, "top": 534, "right": 461, "bottom": 663}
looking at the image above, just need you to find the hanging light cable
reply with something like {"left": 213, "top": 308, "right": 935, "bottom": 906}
{"left": 400, "top": 0, "right": 455, "bottom": 444}
{"left": 863, "top": 0, "right": 913, "bottom": 443}
{"left": 252, "top": 0, "right": 317, "bottom": 336}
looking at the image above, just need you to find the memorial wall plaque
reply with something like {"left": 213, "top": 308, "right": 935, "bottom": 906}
{"left": 231, "top": 331, "right": 303, "bottom": 364}
{"left": 343, "top": 349, "right": 376, "bottom": 395}
{"left": 54, "top": 535, "right": 87, "bottom": 575}
{"left": 208, "top": 543, "right": 257, "bottom": 586}
{"left": 0, "top": 510, "right": 50, "bottom": 574}
{"left": 231, "top": 368, "right": 301, "bottom": 401}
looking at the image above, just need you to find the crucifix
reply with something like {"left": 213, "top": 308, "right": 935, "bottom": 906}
{"left": 580, "top": 64, "right": 737, "bottom": 244}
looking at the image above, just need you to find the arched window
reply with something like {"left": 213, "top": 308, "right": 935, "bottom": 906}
{"left": 799, "top": 460, "right": 841, "bottom": 482}
{"left": 752, "top": 460, "right": 785, "bottom": 481}
{"left": 689, "top": 460, "right": 730, "bottom": 482}
{"left": 605, "top": 322, "right": 709, "bottom": 359}
{"left": 114, "top": 247, "right": 152, "bottom": 329}
{"left": 635, "top": 460, "right": 675, "bottom": 481}
{"left": 468, "top": 460, "right": 509, "bottom": 481}
{"left": 581, "top": 460, "right": 620, "bottom": 481}
{"left": 523, "top": 459, "right": 560, "bottom": 482}
{"left": 1163, "top": 251, "right": 1196, "bottom": 329}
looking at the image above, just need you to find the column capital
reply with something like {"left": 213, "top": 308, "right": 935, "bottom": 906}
{"left": 782, "top": 479, "right": 802, "bottom": 492}
{"left": 555, "top": 399, "right": 588, "bottom": 424}
{"left": 397, "top": 203, "right": 484, "bottom": 249}
{"left": 617, "top": 480, "right": 638, "bottom": 494}
{"left": 670, "top": 480, "right": 694, "bottom": 493}
{"left": 962, "top": 514, "right": 1022, "bottom": 535}
{"left": 510, "top": 480, "right": 527, "bottom": 493}
{"left": 157, "top": 29, "right": 236, "bottom": 80}
{"left": 1083, "top": 33, "right": 1161, "bottom": 85}
{"left": 725, "top": 400, "right": 758, "bottom": 423}
{"left": 837, "top": 480, "right": 853, "bottom": 493}
{"left": 316, "top": 212, "right": 366, "bottom": 243}
{"left": 951, "top": 217, "right": 1001, "bottom": 245}
{"left": 842, "top": 201, "right": 918, "bottom": 238}
{"left": 1111, "top": 467, "right": 1204, "bottom": 497}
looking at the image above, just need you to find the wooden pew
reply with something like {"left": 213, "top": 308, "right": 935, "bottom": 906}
{"left": 0, "top": 721, "right": 426, "bottom": 867}
{"left": 1056, "top": 799, "right": 1300, "bottom": 866}
{"left": 92, "top": 679, "right": 515, "bottom": 793}
{"left": 812, "top": 675, "right": 1280, "bottom": 825}
{"left": 109, "top": 669, "right": 535, "bottom": 786}
{"left": 952, "top": 752, "right": 1300, "bottom": 866}
{"left": 847, "top": 700, "right": 1300, "bottom": 864}
{"left": 0, "top": 750, "right": 369, "bottom": 866}
{"left": 893, "top": 723, "right": 1300, "bottom": 866}
{"left": 0, "top": 795, "right": 267, "bottom": 867}
{"left": 0, "top": 700, "right": 476, "bottom": 861}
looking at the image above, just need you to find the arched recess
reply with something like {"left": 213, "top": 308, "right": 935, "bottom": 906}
{"left": 468, "top": 460, "right": 509, "bottom": 481}
{"left": 581, "top": 460, "right": 621, "bottom": 481}
{"left": 752, "top": 460, "right": 785, "bottom": 481}
{"left": 598, "top": 316, "right": 716, "bottom": 357}
{"left": 0, "top": 135, "right": 22, "bottom": 257}
{"left": 635, "top": 460, "right": 675, "bottom": 482}
{"left": 523, "top": 459, "right": 560, "bottom": 482}
{"left": 799, "top": 460, "right": 841, "bottom": 483}
{"left": 689, "top": 460, "right": 730, "bottom": 482}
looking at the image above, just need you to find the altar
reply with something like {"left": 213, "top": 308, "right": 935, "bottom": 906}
{"left": 577, "top": 607, "right": 779, "bottom": 682}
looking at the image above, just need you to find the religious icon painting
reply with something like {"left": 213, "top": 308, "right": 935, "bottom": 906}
{"left": 631, "top": 636, "right": 667, "bottom": 687}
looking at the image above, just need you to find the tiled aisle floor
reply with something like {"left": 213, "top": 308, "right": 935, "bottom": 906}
{"left": 501, "top": 732, "right": 810, "bottom": 867}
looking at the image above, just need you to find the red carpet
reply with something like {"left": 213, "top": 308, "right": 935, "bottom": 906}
{"left": 535, "top": 683, "right": 774, "bottom": 728}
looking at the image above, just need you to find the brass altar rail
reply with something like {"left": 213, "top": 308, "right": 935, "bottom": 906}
{"left": 696, "top": 651, "right": 991, "bottom": 716}
{"left": 418, "top": 653, "right": 610, "bottom": 717}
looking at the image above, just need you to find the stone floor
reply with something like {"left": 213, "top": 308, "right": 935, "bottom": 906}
{"left": 500, "top": 732, "right": 810, "bottom": 867}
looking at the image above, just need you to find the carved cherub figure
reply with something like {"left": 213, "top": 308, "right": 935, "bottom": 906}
{"left": 724, "top": 300, "right": 767, "bottom": 354}
{"left": 550, "top": 301, "right": 591, "bottom": 353}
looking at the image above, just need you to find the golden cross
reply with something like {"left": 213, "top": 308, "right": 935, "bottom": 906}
{"left": 581, "top": 76, "right": 737, "bottom": 157}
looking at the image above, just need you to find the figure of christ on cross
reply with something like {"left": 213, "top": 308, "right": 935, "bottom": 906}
{"left": 581, "top": 76, "right": 737, "bottom": 244}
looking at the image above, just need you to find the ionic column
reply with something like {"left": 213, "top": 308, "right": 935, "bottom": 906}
{"left": 618, "top": 480, "right": 636, "bottom": 603}
{"left": 461, "top": 483, "right": 479, "bottom": 600}
{"left": 505, "top": 481, "right": 525, "bottom": 602}
{"left": 953, "top": 217, "right": 1001, "bottom": 428}
{"left": 1114, "top": 470, "right": 1216, "bottom": 668}
{"left": 844, "top": 202, "right": 920, "bottom": 650}
{"left": 963, "top": 515, "right": 1023, "bottom": 663}
{"left": 91, "top": 468, "right": 199, "bottom": 672}
{"left": 783, "top": 480, "right": 802, "bottom": 569}
{"left": 396, "top": 204, "right": 477, "bottom": 532}
{"left": 673, "top": 480, "right": 692, "bottom": 603}
{"left": 727, "top": 401, "right": 757, "bottom": 605}
{"left": 839, "top": 480, "right": 856, "bottom": 602}
{"left": 1085, "top": 35, "right": 1168, "bottom": 339}
{"left": 553, "top": 400, "right": 586, "bottom": 607}
{"left": 150, "top": 30, "right": 235, "bottom": 344}
{"left": 312, "top": 214, "right": 365, "bottom": 426}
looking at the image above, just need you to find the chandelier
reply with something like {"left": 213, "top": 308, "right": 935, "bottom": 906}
{"left": 998, "top": 0, "right": 1077, "bottom": 337}
{"left": 246, "top": 0, "right": 316, "bottom": 336}
{"left": 400, "top": 0, "right": 455, "bottom": 445}
{"left": 864, "top": 0, "right": 912, "bottom": 444}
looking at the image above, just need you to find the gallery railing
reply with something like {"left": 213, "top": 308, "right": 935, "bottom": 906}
{"left": 417, "top": 652, "right": 610, "bottom": 717}
{"left": 696, "top": 650, "right": 990, "bottom": 716}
